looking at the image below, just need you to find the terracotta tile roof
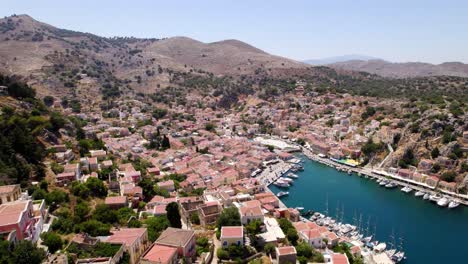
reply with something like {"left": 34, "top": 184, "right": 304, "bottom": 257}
{"left": 332, "top": 253, "right": 349, "bottom": 264}
{"left": 156, "top": 227, "right": 195, "bottom": 248}
{"left": 0, "top": 200, "right": 30, "bottom": 226}
{"left": 0, "top": 184, "right": 19, "bottom": 195}
{"left": 106, "top": 228, "right": 147, "bottom": 247}
{"left": 221, "top": 226, "right": 243, "bottom": 238}
{"left": 142, "top": 244, "right": 177, "bottom": 264}
{"left": 105, "top": 196, "right": 127, "bottom": 205}
{"left": 276, "top": 246, "right": 296, "bottom": 255}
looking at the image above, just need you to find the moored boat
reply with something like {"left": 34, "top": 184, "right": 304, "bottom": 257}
{"left": 429, "top": 193, "right": 442, "bottom": 202}
{"left": 374, "top": 242, "right": 387, "bottom": 253}
{"left": 401, "top": 186, "right": 413, "bottom": 193}
{"left": 423, "top": 193, "right": 430, "bottom": 200}
{"left": 414, "top": 190, "right": 425, "bottom": 197}
{"left": 277, "top": 191, "right": 289, "bottom": 197}
{"left": 437, "top": 197, "right": 449, "bottom": 207}
{"left": 448, "top": 200, "right": 460, "bottom": 209}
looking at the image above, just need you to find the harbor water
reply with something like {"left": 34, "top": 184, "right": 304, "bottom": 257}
{"left": 269, "top": 154, "right": 468, "bottom": 264}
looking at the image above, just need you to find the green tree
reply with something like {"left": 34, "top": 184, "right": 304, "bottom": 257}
{"left": 245, "top": 219, "right": 262, "bottom": 236}
{"left": 264, "top": 243, "right": 275, "bottom": 255}
{"left": 216, "top": 207, "right": 241, "bottom": 230}
{"left": 41, "top": 232, "right": 63, "bottom": 253}
{"left": 190, "top": 213, "right": 200, "bottom": 225}
{"left": 431, "top": 147, "right": 440, "bottom": 159}
{"left": 77, "top": 220, "right": 111, "bottom": 236}
{"left": 10, "top": 240, "right": 46, "bottom": 264}
{"left": 43, "top": 96, "right": 54, "bottom": 106}
{"left": 287, "top": 228, "right": 299, "bottom": 245}
{"left": 217, "top": 248, "right": 229, "bottom": 260}
{"left": 166, "top": 202, "right": 182, "bottom": 228}
{"left": 85, "top": 177, "right": 108, "bottom": 197}
{"left": 145, "top": 216, "right": 170, "bottom": 241}
{"left": 93, "top": 204, "right": 118, "bottom": 224}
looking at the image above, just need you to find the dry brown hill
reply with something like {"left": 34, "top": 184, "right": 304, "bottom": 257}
{"left": 0, "top": 14, "right": 306, "bottom": 98}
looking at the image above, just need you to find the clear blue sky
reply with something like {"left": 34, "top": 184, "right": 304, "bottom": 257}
{"left": 3, "top": 0, "right": 468, "bottom": 63}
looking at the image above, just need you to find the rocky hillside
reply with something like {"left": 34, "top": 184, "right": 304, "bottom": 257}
{"left": 0, "top": 14, "right": 306, "bottom": 98}
{"left": 1, "top": 14, "right": 467, "bottom": 109}
{"left": 328, "top": 59, "right": 468, "bottom": 78}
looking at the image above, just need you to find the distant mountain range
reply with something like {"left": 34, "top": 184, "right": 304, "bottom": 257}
{"left": 327, "top": 60, "right": 468, "bottom": 78}
{"left": 303, "top": 54, "right": 379, "bottom": 65}
{"left": 305, "top": 56, "right": 468, "bottom": 78}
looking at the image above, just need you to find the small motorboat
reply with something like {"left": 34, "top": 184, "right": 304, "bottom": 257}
{"left": 423, "top": 193, "right": 430, "bottom": 200}
{"left": 386, "top": 249, "right": 397, "bottom": 258}
{"left": 448, "top": 200, "right": 460, "bottom": 209}
{"left": 277, "top": 191, "right": 289, "bottom": 197}
{"left": 273, "top": 180, "right": 290, "bottom": 188}
{"left": 385, "top": 182, "right": 397, "bottom": 188}
{"left": 437, "top": 197, "right": 449, "bottom": 207}
{"left": 295, "top": 206, "right": 304, "bottom": 211}
{"left": 400, "top": 186, "right": 413, "bottom": 193}
{"left": 429, "top": 193, "right": 442, "bottom": 202}
{"left": 414, "top": 190, "right": 425, "bottom": 197}
{"left": 392, "top": 251, "right": 406, "bottom": 263}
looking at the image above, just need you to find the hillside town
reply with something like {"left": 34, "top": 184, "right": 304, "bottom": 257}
{"left": 1, "top": 73, "right": 466, "bottom": 264}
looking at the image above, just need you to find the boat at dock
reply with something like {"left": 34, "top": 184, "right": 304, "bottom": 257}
{"left": 401, "top": 186, "right": 413, "bottom": 193}
{"left": 423, "top": 193, "right": 430, "bottom": 200}
{"left": 414, "top": 190, "right": 425, "bottom": 197}
{"left": 429, "top": 193, "right": 442, "bottom": 202}
{"left": 437, "top": 197, "right": 449, "bottom": 207}
{"left": 374, "top": 242, "right": 387, "bottom": 253}
{"left": 385, "top": 182, "right": 398, "bottom": 188}
{"left": 379, "top": 180, "right": 389, "bottom": 186}
{"left": 273, "top": 179, "right": 290, "bottom": 188}
{"left": 448, "top": 200, "right": 460, "bottom": 209}
{"left": 286, "top": 172, "right": 299, "bottom": 179}
{"left": 280, "top": 177, "right": 294, "bottom": 184}
{"left": 277, "top": 191, "right": 289, "bottom": 197}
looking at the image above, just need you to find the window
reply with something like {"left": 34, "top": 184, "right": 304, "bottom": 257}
{"left": 223, "top": 241, "right": 227, "bottom": 246}
{"left": 237, "top": 241, "right": 240, "bottom": 246}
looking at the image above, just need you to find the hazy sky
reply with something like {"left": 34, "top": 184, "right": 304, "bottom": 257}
{"left": 2, "top": 0, "right": 468, "bottom": 63}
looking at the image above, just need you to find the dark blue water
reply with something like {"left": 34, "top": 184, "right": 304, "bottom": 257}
{"left": 269, "top": 154, "right": 468, "bottom": 264}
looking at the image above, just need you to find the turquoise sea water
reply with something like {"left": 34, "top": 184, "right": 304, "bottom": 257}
{"left": 268, "top": 154, "right": 468, "bottom": 264}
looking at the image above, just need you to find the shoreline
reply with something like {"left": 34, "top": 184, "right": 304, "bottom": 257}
{"left": 299, "top": 147, "right": 468, "bottom": 206}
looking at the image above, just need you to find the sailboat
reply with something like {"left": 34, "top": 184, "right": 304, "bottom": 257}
{"left": 392, "top": 236, "right": 406, "bottom": 263}
{"left": 385, "top": 229, "right": 397, "bottom": 258}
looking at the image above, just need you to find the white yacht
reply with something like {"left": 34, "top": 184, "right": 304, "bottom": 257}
{"left": 277, "top": 191, "right": 289, "bottom": 197}
{"left": 400, "top": 186, "right": 413, "bottom": 193}
{"left": 437, "top": 197, "right": 449, "bottom": 207}
{"left": 414, "top": 190, "right": 425, "bottom": 197}
{"left": 274, "top": 180, "right": 290, "bottom": 188}
{"left": 448, "top": 200, "right": 460, "bottom": 209}
{"left": 374, "top": 242, "right": 387, "bottom": 253}
{"left": 385, "top": 182, "right": 398, "bottom": 188}
{"left": 423, "top": 193, "right": 430, "bottom": 200}
{"left": 286, "top": 173, "right": 299, "bottom": 179}
{"left": 429, "top": 193, "right": 442, "bottom": 202}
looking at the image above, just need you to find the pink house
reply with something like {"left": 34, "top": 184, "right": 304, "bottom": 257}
{"left": 0, "top": 200, "right": 37, "bottom": 242}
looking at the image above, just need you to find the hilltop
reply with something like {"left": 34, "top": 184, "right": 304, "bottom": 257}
{"left": 0, "top": 14, "right": 467, "bottom": 108}
{"left": 0, "top": 14, "right": 306, "bottom": 98}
